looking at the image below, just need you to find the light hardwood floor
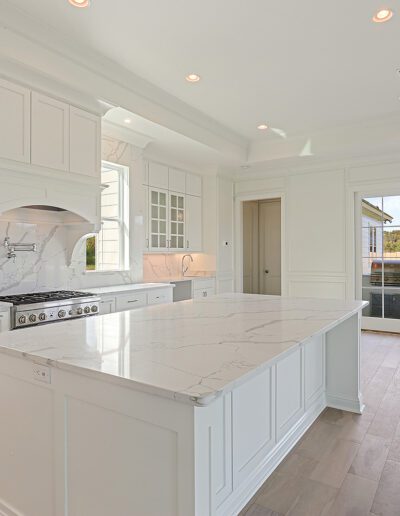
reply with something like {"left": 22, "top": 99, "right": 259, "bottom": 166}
{"left": 239, "top": 331, "right": 400, "bottom": 516}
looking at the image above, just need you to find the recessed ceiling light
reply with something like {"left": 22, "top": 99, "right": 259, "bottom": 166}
{"left": 124, "top": 118, "right": 132, "bottom": 124}
{"left": 68, "top": 0, "right": 90, "bottom": 8}
{"left": 257, "top": 124, "right": 269, "bottom": 130}
{"left": 373, "top": 8, "right": 393, "bottom": 23}
{"left": 185, "top": 74, "right": 201, "bottom": 83}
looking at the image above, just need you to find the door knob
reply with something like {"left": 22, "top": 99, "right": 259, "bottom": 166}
{"left": 264, "top": 270, "right": 269, "bottom": 274}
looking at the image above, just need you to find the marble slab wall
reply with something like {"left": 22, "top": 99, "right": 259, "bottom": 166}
{"left": 143, "top": 253, "right": 216, "bottom": 281}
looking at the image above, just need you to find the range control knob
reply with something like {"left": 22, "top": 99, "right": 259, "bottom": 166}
{"left": 91, "top": 305, "right": 98, "bottom": 313}
{"left": 58, "top": 310, "right": 66, "bottom": 319}
{"left": 84, "top": 306, "right": 91, "bottom": 314}
{"left": 38, "top": 313, "right": 46, "bottom": 321}
{"left": 76, "top": 307, "right": 83, "bottom": 315}
{"left": 29, "top": 314, "right": 37, "bottom": 323}
{"left": 18, "top": 315, "right": 26, "bottom": 324}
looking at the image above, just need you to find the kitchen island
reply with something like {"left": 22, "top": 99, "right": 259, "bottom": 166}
{"left": 0, "top": 294, "right": 366, "bottom": 516}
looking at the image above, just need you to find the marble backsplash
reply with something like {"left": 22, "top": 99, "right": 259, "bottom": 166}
{"left": 143, "top": 253, "right": 216, "bottom": 280}
{"left": 0, "top": 221, "right": 215, "bottom": 295}
{"left": 0, "top": 221, "right": 133, "bottom": 295}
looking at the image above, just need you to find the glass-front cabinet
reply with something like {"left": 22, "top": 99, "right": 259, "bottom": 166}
{"left": 149, "top": 188, "right": 168, "bottom": 251}
{"left": 169, "top": 192, "right": 185, "bottom": 251}
{"left": 148, "top": 188, "right": 185, "bottom": 252}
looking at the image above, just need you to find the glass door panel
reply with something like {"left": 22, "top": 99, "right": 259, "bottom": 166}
{"left": 169, "top": 192, "right": 185, "bottom": 251}
{"left": 361, "top": 195, "right": 400, "bottom": 326}
{"left": 149, "top": 188, "right": 168, "bottom": 251}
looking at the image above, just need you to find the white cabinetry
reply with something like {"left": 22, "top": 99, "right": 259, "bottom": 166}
{"left": 99, "top": 286, "right": 173, "bottom": 314}
{"left": 144, "top": 161, "right": 203, "bottom": 253}
{"left": 169, "top": 191, "right": 185, "bottom": 251}
{"left": 193, "top": 278, "right": 215, "bottom": 299}
{"left": 0, "top": 78, "right": 101, "bottom": 181}
{"left": 0, "top": 78, "right": 30, "bottom": 163}
{"left": 186, "top": 194, "right": 202, "bottom": 251}
{"left": 69, "top": 106, "right": 100, "bottom": 177}
{"left": 99, "top": 297, "right": 116, "bottom": 315}
{"left": 148, "top": 162, "right": 169, "bottom": 189}
{"left": 186, "top": 173, "right": 202, "bottom": 197}
{"left": 149, "top": 188, "right": 169, "bottom": 251}
{"left": 169, "top": 168, "right": 186, "bottom": 193}
{"left": 115, "top": 292, "right": 147, "bottom": 312}
{"left": 31, "top": 92, "right": 69, "bottom": 171}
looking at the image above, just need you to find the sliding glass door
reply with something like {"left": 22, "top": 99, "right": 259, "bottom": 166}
{"left": 361, "top": 195, "right": 400, "bottom": 331}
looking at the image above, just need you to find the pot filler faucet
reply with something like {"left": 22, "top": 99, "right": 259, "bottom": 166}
{"left": 181, "top": 254, "right": 193, "bottom": 276}
{"left": 4, "top": 237, "right": 37, "bottom": 261}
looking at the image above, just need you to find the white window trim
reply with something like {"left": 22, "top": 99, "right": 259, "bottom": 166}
{"left": 86, "top": 160, "right": 129, "bottom": 273}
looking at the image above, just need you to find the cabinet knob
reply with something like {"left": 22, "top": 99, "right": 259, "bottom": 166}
{"left": 264, "top": 270, "right": 269, "bottom": 274}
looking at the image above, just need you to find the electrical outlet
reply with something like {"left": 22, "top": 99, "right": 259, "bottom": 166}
{"left": 32, "top": 364, "right": 51, "bottom": 384}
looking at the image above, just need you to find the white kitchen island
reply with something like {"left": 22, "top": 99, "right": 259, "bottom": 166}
{"left": 0, "top": 294, "right": 366, "bottom": 516}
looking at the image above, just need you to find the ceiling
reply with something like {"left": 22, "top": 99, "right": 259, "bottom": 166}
{"left": 104, "top": 108, "right": 235, "bottom": 171}
{"left": 6, "top": 0, "right": 400, "bottom": 152}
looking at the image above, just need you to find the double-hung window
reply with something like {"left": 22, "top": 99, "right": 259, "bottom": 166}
{"left": 86, "top": 161, "right": 129, "bottom": 271}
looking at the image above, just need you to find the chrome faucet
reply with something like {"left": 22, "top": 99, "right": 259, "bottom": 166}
{"left": 181, "top": 254, "right": 193, "bottom": 276}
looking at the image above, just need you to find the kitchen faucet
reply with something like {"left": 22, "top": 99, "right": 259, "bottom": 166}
{"left": 181, "top": 254, "right": 193, "bottom": 276}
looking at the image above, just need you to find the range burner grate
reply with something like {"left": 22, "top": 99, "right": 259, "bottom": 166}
{"left": 0, "top": 290, "right": 96, "bottom": 306}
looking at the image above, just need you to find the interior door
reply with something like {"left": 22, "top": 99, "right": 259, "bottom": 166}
{"left": 259, "top": 200, "right": 281, "bottom": 295}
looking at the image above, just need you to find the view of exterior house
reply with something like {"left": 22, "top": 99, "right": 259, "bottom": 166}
{"left": 362, "top": 197, "right": 400, "bottom": 319}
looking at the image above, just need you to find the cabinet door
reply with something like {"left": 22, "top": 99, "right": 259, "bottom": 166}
{"left": 186, "top": 173, "right": 202, "bottom": 197}
{"left": 0, "top": 78, "right": 30, "bottom": 163}
{"left": 70, "top": 106, "right": 100, "bottom": 177}
{"left": 149, "top": 188, "right": 168, "bottom": 251}
{"left": 99, "top": 297, "right": 116, "bottom": 315}
{"left": 168, "top": 168, "right": 185, "bottom": 193}
{"left": 169, "top": 191, "right": 185, "bottom": 251}
{"left": 143, "top": 185, "right": 149, "bottom": 251}
{"left": 31, "top": 92, "right": 69, "bottom": 171}
{"left": 148, "top": 162, "right": 168, "bottom": 189}
{"left": 186, "top": 194, "right": 202, "bottom": 251}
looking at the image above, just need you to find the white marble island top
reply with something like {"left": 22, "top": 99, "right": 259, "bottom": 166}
{"left": 0, "top": 294, "right": 366, "bottom": 406}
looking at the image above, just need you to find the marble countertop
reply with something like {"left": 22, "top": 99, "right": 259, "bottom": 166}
{"left": 88, "top": 282, "right": 174, "bottom": 296}
{"left": 0, "top": 294, "right": 366, "bottom": 406}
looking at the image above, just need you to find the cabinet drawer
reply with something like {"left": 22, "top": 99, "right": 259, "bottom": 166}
{"left": 193, "top": 287, "right": 215, "bottom": 299}
{"left": 99, "top": 297, "right": 116, "bottom": 315}
{"left": 115, "top": 292, "right": 147, "bottom": 312}
{"left": 192, "top": 278, "right": 215, "bottom": 291}
{"left": 147, "top": 289, "right": 173, "bottom": 305}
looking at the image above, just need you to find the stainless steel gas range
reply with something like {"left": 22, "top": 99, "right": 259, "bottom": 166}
{"left": 0, "top": 291, "right": 100, "bottom": 329}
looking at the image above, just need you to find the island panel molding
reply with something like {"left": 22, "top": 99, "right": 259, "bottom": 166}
{"left": 0, "top": 294, "right": 366, "bottom": 515}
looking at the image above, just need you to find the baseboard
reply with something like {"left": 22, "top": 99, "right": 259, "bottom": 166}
{"left": 326, "top": 394, "right": 364, "bottom": 414}
{"left": 217, "top": 395, "right": 326, "bottom": 516}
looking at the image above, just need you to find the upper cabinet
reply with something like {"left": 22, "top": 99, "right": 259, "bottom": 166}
{"left": 69, "top": 107, "right": 100, "bottom": 177}
{"left": 31, "top": 92, "right": 69, "bottom": 171}
{"left": 0, "top": 78, "right": 30, "bottom": 163}
{"left": 169, "top": 168, "right": 186, "bottom": 193}
{"left": 148, "top": 162, "right": 169, "bottom": 190}
{"left": 144, "top": 161, "right": 203, "bottom": 253}
{"left": 0, "top": 78, "right": 101, "bottom": 181}
{"left": 186, "top": 173, "right": 202, "bottom": 197}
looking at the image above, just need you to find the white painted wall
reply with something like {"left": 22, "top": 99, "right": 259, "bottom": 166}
{"left": 235, "top": 159, "right": 400, "bottom": 301}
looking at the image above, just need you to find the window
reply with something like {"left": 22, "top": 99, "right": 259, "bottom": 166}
{"left": 86, "top": 161, "right": 129, "bottom": 271}
{"left": 369, "top": 225, "right": 377, "bottom": 253}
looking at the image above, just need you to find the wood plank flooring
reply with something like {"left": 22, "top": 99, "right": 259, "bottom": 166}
{"left": 239, "top": 331, "right": 400, "bottom": 516}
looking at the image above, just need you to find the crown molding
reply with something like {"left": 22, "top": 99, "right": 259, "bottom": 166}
{"left": 0, "top": 0, "right": 248, "bottom": 162}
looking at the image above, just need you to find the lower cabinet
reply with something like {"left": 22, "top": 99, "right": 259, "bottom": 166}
{"left": 99, "top": 287, "right": 173, "bottom": 315}
{"left": 195, "top": 335, "right": 326, "bottom": 515}
{"left": 192, "top": 278, "right": 216, "bottom": 299}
